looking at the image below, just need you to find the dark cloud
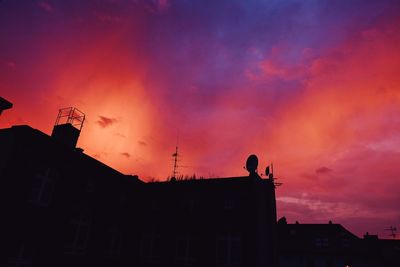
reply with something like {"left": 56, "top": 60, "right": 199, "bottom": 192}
{"left": 316, "top": 166, "right": 333, "bottom": 175}
{"left": 96, "top": 116, "right": 117, "bottom": 128}
{"left": 121, "top": 152, "right": 130, "bottom": 158}
{"left": 138, "top": 140, "right": 147, "bottom": 146}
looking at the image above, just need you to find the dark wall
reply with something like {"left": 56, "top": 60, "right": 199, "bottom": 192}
{"left": 0, "top": 126, "right": 278, "bottom": 267}
{"left": 137, "top": 178, "right": 277, "bottom": 267}
{"left": 0, "top": 126, "right": 142, "bottom": 267}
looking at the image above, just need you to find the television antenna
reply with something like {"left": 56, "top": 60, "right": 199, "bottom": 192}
{"left": 172, "top": 145, "right": 179, "bottom": 179}
{"left": 384, "top": 226, "right": 397, "bottom": 239}
{"left": 266, "top": 163, "right": 283, "bottom": 188}
{"left": 171, "top": 131, "right": 180, "bottom": 180}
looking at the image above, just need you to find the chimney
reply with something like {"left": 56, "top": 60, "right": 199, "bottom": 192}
{"left": 0, "top": 97, "right": 13, "bottom": 115}
{"left": 51, "top": 107, "right": 85, "bottom": 148}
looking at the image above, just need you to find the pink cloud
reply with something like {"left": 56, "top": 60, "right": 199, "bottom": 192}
{"left": 38, "top": 1, "right": 54, "bottom": 13}
{"left": 5, "top": 61, "right": 16, "bottom": 69}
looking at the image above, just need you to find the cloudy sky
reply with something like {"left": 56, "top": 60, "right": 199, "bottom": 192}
{"left": 1, "top": 0, "right": 399, "bottom": 238}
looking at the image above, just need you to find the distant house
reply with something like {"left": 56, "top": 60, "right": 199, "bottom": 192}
{"left": 277, "top": 219, "right": 400, "bottom": 267}
{"left": 0, "top": 108, "right": 278, "bottom": 267}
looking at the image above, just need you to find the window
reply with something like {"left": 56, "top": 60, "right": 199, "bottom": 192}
{"left": 65, "top": 213, "right": 91, "bottom": 254}
{"left": 315, "top": 238, "right": 329, "bottom": 248}
{"left": 29, "top": 168, "right": 57, "bottom": 207}
{"left": 175, "top": 235, "right": 194, "bottom": 264}
{"left": 6, "top": 244, "right": 32, "bottom": 267}
{"left": 223, "top": 199, "right": 235, "bottom": 210}
{"left": 106, "top": 226, "right": 122, "bottom": 258}
{"left": 140, "top": 232, "right": 160, "bottom": 262}
{"left": 216, "top": 234, "right": 241, "bottom": 266}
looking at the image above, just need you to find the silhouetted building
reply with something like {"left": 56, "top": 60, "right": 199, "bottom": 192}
{"left": 277, "top": 219, "right": 400, "bottom": 267}
{"left": 0, "top": 124, "right": 143, "bottom": 267}
{"left": 138, "top": 176, "right": 278, "bottom": 267}
{"left": 0, "top": 108, "right": 278, "bottom": 267}
{"left": 359, "top": 232, "right": 400, "bottom": 267}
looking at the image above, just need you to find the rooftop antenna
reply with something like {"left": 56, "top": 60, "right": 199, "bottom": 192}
{"left": 266, "top": 162, "right": 282, "bottom": 188}
{"left": 384, "top": 226, "right": 397, "bottom": 239}
{"left": 171, "top": 131, "right": 180, "bottom": 180}
{"left": 172, "top": 146, "right": 179, "bottom": 179}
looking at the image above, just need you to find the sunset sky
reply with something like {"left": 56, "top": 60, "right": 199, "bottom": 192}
{"left": 1, "top": 0, "right": 399, "bottom": 238}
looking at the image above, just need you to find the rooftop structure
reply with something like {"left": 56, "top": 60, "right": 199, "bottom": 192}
{"left": 0, "top": 97, "right": 13, "bottom": 115}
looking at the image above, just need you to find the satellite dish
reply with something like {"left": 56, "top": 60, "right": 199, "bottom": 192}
{"left": 246, "top": 154, "right": 258, "bottom": 174}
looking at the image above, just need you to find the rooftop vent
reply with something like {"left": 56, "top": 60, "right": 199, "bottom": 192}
{"left": 51, "top": 107, "right": 85, "bottom": 148}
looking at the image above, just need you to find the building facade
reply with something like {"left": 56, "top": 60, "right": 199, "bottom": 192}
{"left": 0, "top": 112, "right": 278, "bottom": 267}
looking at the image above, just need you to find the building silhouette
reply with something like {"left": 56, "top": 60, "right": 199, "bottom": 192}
{"left": 0, "top": 106, "right": 399, "bottom": 267}
{"left": 138, "top": 176, "right": 277, "bottom": 267}
{"left": 277, "top": 218, "right": 400, "bottom": 267}
{"left": 0, "top": 107, "right": 278, "bottom": 267}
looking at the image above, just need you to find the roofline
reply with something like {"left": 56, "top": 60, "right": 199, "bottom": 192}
{"left": 145, "top": 175, "right": 274, "bottom": 184}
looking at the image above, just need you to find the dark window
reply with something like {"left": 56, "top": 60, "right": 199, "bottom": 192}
{"left": 29, "top": 168, "right": 57, "bottom": 206}
{"left": 315, "top": 238, "right": 321, "bottom": 247}
{"left": 176, "top": 235, "right": 194, "bottom": 264}
{"left": 223, "top": 199, "right": 235, "bottom": 210}
{"left": 140, "top": 232, "right": 160, "bottom": 262}
{"left": 65, "top": 213, "right": 91, "bottom": 254}
{"left": 315, "top": 238, "right": 329, "bottom": 248}
{"left": 6, "top": 244, "right": 32, "bottom": 267}
{"left": 106, "top": 226, "right": 122, "bottom": 258}
{"left": 216, "top": 234, "right": 241, "bottom": 266}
